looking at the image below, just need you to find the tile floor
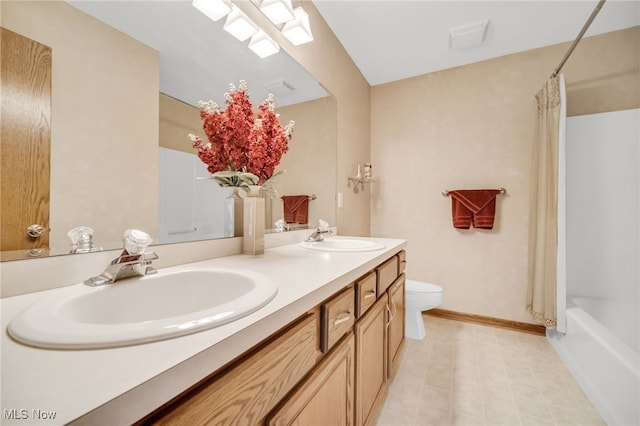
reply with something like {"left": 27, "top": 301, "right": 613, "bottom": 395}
{"left": 377, "top": 315, "right": 606, "bottom": 426}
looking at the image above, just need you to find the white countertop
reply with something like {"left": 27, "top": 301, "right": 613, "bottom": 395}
{"left": 0, "top": 237, "right": 406, "bottom": 425}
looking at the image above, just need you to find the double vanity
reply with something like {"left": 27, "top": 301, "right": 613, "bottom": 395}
{"left": 1, "top": 235, "right": 406, "bottom": 425}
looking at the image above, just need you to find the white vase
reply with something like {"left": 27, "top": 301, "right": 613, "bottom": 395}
{"left": 231, "top": 187, "right": 244, "bottom": 237}
{"left": 242, "top": 185, "right": 264, "bottom": 255}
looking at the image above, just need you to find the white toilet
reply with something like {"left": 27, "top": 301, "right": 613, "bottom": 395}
{"left": 405, "top": 279, "right": 443, "bottom": 340}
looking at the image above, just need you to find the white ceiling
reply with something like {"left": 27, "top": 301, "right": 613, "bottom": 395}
{"left": 312, "top": 0, "right": 640, "bottom": 86}
{"left": 67, "top": 1, "right": 639, "bottom": 106}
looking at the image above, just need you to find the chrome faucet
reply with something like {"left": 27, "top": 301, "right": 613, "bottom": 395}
{"left": 84, "top": 229, "right": 158, "bottom": 286}
{"left": 305, "top": 228, "right": 332, "bottom": 242}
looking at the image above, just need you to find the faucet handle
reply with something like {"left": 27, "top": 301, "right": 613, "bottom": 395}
{"left": 123, "top": 229, "right": 152, "bottom": 255}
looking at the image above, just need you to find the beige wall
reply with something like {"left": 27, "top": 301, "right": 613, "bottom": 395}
{"left": 159, "top": 93, "right": 204, "bottom": 154}
{"left": 237, "top": 0, "right": 372, "bottom": 236}
{"left": 370, "top": 27, "right": 640, "bottom": 324}
{"left": 1, "top": 1, "right": 159, "bottom": 252}
{"left": 272, "top": 96, "right": 337, "bottom": 228}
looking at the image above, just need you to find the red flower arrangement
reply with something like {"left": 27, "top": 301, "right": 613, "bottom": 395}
{"left": 189, "top": 80, "right": 294, "bottom": 191}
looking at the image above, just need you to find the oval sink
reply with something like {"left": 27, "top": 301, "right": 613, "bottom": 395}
{"left": 8, "top": 268, "right": 277, "bottom": 349}
{"left": 300, "top": 238, "right": 385, "bottom": 252}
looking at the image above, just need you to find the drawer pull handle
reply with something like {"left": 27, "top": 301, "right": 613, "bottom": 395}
{"left": 386, "top": 304, "right": 392, "bottom": 327}
{"left": 333, "top": 312, "right": 352, "bottom": 326}
{"left": 363, "top": 291, "right": 376, "bottom": 299}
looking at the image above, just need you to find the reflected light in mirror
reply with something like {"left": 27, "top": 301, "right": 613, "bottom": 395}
{"left": 282, "top": 7, "right": 313, "bottom": 45}
{"left": 192, "top": 0, "right": 232, "bottom": 22}
{"left": 223, "top": 5, "right": 258, "bottom": 41}
{"left": 248, "top": 30, "right": 280, "bottom": 58}
{"left": 260, "top": 0, "right": 295, "bottom": 25}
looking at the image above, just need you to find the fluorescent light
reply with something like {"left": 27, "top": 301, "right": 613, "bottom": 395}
{"left": 192, "top": 0, "right": 232, "bottom": 22}
{"left": 248, "top": 30, "right": 280, "bottom": 58}
{"left": 281, "top": 7, "right": 313, "bottom": 45}
{"left": 260, "top": 0, "right": 294, "bottom": 25}
{"left": 223, "top": 6, "right": 258, "bottom": 41}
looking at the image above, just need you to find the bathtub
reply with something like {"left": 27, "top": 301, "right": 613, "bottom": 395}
{"left": 547, "top": 297, "right": 640, "bottom": 426}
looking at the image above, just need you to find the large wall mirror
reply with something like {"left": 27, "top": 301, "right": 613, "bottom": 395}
{"left": 0, "top": 0, "right": 337, "bottom": 261}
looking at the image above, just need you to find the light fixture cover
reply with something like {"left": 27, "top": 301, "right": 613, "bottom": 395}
{"left": 223, "top": 6, "right": 258, "bottom": 42}
{"left": 260, "top": 0, "right": 295, "bottom": 25}
{"left": 249, "top": 30, "right": 280, "bottom": 58}
{"left": 192, "top": 0, "right": 232, "bottom": 22}
{"left": 281, "top": 7, "right": 313, "bottom": 46}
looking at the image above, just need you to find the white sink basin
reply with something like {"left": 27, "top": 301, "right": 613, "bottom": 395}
{"left": 8, "top": 268, "right": 277, "bottom": 349}
{"left": 300, "top": 237, "right": 385, "bottom": 252}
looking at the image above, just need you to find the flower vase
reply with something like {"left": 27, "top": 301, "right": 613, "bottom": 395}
{"left": 243, "top": 185, "right": 264, "bottom": 255}
{"left": 232, "top": 188, "right": 244, "bottom": 237}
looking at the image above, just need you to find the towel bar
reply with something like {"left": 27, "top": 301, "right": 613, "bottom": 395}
{"left": 442, "top": 188, "right": 506, "bottom": 197}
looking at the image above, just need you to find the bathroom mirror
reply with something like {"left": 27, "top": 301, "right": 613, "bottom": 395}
{"left": 0, "top": 0, "right": 336, "bottom": 261}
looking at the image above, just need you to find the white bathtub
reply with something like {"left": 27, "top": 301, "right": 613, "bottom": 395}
{"left": 547, "top": 298, "right": 640, "bottom": 426}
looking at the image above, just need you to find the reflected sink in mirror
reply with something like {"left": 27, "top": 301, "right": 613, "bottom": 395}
{"left": 7, "top": 268, "right": 277, "bottom": 349}
{"left": 300, "top": 238, "right": 385, "bottom": 252}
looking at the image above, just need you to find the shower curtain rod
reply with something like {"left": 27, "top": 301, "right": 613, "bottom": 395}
{"left": 550, "top": 0, "right": 606, "bottom": 78}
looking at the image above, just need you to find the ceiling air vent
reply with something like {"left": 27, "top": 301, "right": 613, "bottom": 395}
{"left": 265, "top": 79, "right": 296, "bottom": 97}
{"left": 449, "top": 19, "right": 489, "bottom": 50}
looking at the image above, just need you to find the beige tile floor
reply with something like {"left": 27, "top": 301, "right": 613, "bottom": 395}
{"left": 377, "top": 315, "right": 606, "bottom": 426}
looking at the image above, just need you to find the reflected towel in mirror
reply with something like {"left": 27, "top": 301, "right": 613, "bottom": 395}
{"left": 282, "top": 195, "right": 309, "bottom": 224}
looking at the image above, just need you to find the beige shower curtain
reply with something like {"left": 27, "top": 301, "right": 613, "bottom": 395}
{"left": 527, "top": 76, "right": 561, "bottom": 327}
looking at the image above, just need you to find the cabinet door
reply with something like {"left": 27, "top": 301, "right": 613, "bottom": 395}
{"left": 355, "top": 295, "right": 388, "bottom": 426}
{"left": 150, "top": 313, "right": 319, "bottom": 425}
{"left": 268, "top": 333, "right": 355, "bottom": 426}
{"left": 387, "top": 274, "right": 405, "bottom": 378}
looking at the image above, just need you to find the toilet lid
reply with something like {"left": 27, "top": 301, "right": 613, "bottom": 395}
{"left": 406, "top": 279, "right": 442, "bottom": 293}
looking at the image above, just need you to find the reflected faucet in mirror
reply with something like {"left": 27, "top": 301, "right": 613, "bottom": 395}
{"left": 67, "top": 226, "right": 102, "bottom": 254}
{"left": 84, "top": 230, "right": 158, "bottom": 287}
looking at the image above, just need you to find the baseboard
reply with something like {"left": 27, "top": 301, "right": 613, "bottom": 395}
{"left": 423, "top": 308, "right": 546, "bottom": 336}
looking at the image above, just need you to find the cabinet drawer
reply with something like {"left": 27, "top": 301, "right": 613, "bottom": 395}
{"left": 398, "top": 250, "right": 406, "bottom": 275}
{"left": 321, "top": 286, "right": 355, "bottom": 353}
{"left": 376, "top": 256, "right": 399, "bottom": 296}
{"left": 355, "top": 271, "right": 377, "bottom": 318}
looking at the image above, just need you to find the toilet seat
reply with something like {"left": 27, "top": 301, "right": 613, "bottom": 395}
{"left": 406, "top": 279, "right": 442, "bottom": 294}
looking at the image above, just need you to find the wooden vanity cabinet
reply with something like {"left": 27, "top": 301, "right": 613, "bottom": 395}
{"left": 143, "top": 250, "right": 406, "bottom": 426}
{"left": 148, "top": 313, "right": 320, "bottom": 425}
{"left": 268, "top": 333, "right": 355, "bottom": 426}
{"left": 321, "top": 285, "right": 355, "bottom": 353}
{"left": 387, "top": 274, "right": 405, "bottom": 378}
{"left": 354, "top": 295, "right": 388, "bottom": 426}
{"left": 376, "top": 256, "right": 399, "bottom": 296}
{"left": 355, "top": 271, "right": 377, "bottom": 318}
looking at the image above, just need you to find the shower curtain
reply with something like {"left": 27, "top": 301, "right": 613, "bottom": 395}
{"left": 527, "top": 74, "right": 566, "bottom": 328}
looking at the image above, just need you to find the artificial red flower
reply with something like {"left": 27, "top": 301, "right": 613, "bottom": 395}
{"left": 190, "top": 80, "right": 294, "bottom": 186}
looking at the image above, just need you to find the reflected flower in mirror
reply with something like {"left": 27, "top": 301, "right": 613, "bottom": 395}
{"left": 189, "top": 80, "right": 294, "bottom": 197}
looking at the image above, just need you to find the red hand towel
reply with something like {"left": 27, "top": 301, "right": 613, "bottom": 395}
{"left": 448, "top": 189, "right": 501, "bottom": 229}
{"left": 281, "top": 195, "right": 309, "bottom": 224}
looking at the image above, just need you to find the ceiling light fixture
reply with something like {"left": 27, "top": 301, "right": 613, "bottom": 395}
{"left": 192, "top": 0, "right": 232, "bottom": 22}
{"left": 248, "top": 30, "right": 280, "bottom": 58}
{"left": 259, "top": 0, "right": 295, "bottom": 25}
{"left": 281, "top": 6, "right": 313, "bottom": 45}
{"left": 223, "top": 5, "right": 259, "bottom": 41}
